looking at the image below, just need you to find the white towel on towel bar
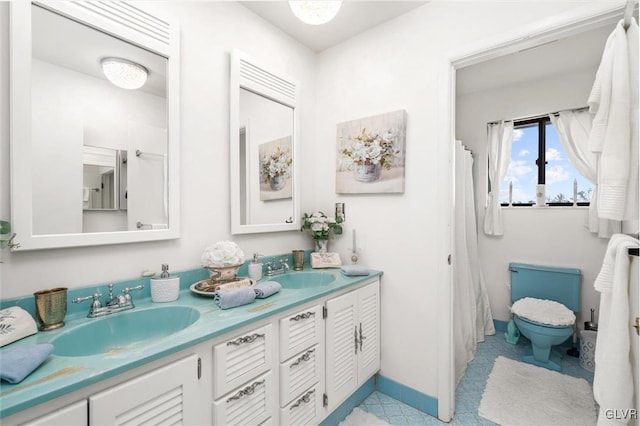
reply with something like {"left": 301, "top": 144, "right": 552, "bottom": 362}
{"left": 593, "top": 233, "right": 639, "bottom": 425}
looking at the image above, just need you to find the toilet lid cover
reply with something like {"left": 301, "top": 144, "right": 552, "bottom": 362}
{"left": 511, "top": 297, "right": 575, "bottom": 326}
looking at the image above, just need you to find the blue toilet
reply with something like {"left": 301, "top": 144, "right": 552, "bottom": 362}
{"left": 509, "top": 263, "right": 581, "bottom": 371}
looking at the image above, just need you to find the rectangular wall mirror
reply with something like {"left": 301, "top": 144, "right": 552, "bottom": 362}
{"left": 230, "top": 49, "right": 300, "bottom": 234}
{"left": 10, "top": 1, "right": 180, "bottom": 250}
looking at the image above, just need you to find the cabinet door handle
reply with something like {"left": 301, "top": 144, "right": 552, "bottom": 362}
{"left": 226, "top": 379, "right": 266, "bottom": 402}
{"left": 290, "top": 389, "right": 315, "bottom": 410}
{"left": 290, "top": 348, "right": 315, "bottom": 368}
{"left": 290, "top": 311, "right": 315, "bottom": 321}
{"left": 359, "top": 322, "right": 366, "bottom": 352}
{"left": 226, "top": 333, "right": 265, "bottom": 346}
{"left": 354, "top": 326, "right": 358, "bottom": 354}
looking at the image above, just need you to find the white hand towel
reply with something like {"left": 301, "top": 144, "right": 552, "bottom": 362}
{"left": 0, "top": 307, "right": 38, "bottom": 347}
{"left": 593, "top": 234, "right": 639, "bottom": 425}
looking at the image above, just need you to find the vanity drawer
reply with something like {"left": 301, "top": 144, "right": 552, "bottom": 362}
{"left": 279, "top": 344, "right": 323, "bottom": 407}
{"left": 213, "top": 325, "right": 273, "bottom": 399}
{"left": 279, "top": 383, "right": 324, "bottom": 426}
{"left": 212, "top": 371, "right": 274, "bottom": 426}
{"left": 279, "top": 304, "right": 323, "bottom": 362}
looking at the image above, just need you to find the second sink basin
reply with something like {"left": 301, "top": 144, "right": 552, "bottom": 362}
{"left": 51, "top": 306, "right": 200, "bottom": 357}
{"left": 267, "top": 271, "right": 336, "bottom": 289}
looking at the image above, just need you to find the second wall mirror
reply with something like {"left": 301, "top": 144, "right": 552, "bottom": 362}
{"left": 229, "top": 49, "right": 300, "bottom": 234}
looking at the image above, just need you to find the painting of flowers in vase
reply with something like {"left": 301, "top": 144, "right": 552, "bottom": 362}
{"left": 336, "top": 110, "right": 406, "bottom": 194}
{"left": 259, "top": 136, "right": 293, "bottom": 201}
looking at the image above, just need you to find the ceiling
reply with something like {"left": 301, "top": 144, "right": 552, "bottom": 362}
{"left": 456, "top": 23, "right": 613, "bottom": 96}
{"left": 240, "top": 1, "right": 428, "bottom": 52}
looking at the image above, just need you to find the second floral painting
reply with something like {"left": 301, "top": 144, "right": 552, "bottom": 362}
{"left": 259, "top": 136, "right": 293, "bottom": 201}
{"left": 336, "top": 110, "right": 407, "bottom": 194}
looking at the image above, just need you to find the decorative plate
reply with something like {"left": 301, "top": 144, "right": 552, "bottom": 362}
{"left": 189, "top": 278, "right": 255, "bottom": 297}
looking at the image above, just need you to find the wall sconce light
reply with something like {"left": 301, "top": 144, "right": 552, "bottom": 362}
{"left": 101, "top": 57, "right": 148, "bottom": 90}
{"left": 288, "top": 1, "right": 342, "bottom": 25}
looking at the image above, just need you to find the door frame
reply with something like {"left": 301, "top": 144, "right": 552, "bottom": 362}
{"left": 437, "top": 1, "right": 628, "bottom": 421}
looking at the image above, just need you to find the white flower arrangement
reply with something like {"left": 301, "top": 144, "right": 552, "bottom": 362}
{"left": 201, "top": 241, "right": 245, "bottom": 267}
{"left": 261, "top": 147, "right": 292, "bottom": 182}
{"left": 301, "top": 211, "right": 343, "bottom": 240}
{"left": 341, "top": 128, "right": 399, "bottom": 169}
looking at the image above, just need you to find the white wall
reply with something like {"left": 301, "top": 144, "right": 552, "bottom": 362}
{"left": 0, "top": 1, "right": 316, "bottom": 296}
{"left": 457, "top": 69, "right": 610, "bottom": 327}
{"left": 312, "top": 0, "right": 585, "bottom": 401}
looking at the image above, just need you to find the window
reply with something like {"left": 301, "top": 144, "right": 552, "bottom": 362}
{"left": 499, "top": 116, "right": 593, "bottom": 206}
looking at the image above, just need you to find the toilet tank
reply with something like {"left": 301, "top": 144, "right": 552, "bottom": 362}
{"left": 509, "top": 262, "right": 581, "bottom": 313}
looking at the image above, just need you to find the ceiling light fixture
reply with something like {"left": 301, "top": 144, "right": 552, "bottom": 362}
{"left": 100, "top": 57, "right": 148, "bottom": 90}
{"left": 288, "top": 1, "right": 342, "bottom": 25}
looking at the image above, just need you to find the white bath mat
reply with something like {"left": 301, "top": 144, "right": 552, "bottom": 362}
{"left": 478, "top": 356, "right": 596, "bottom": 426}
{"left": 339, "top": 407, "right": 390, "bottom": 426}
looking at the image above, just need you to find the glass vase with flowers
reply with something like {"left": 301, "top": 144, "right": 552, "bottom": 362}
{"left": 301, "top": 211, "right": 343, "bottom": 253}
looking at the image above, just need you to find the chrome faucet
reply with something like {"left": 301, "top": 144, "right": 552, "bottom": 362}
{"left": 265, "top": 258, "right": 290, "bottom": 276}
{"left": 74, "top": 284, "right": 144, "bottom": 318}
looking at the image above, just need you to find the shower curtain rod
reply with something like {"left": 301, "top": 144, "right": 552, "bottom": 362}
{"left": 487, "top": 106, "right": 589, "bottom": 126}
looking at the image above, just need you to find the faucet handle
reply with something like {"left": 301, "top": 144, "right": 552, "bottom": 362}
{"left": 73, "top": 293, "right": 102, "bottom": 304}
{"left": 73, "top": 293, "right": 102, "bottom": 317}
{"left": 121, "top": 284, "right": 144, "bottom": 306}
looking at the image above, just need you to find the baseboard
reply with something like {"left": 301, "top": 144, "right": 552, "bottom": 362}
{"left": 494, "top": 319, "right": 508, "bottom": 332}
{"left": 319, "top": 377, "right": 375, "bottom": 426}
{"left": 376, "top": 375, "right": 438, "bottom": 418}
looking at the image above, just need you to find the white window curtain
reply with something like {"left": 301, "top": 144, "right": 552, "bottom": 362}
{"left": 550, "top": 110, "right": 621, "bottom": 238}
{"left": 483, "top": 120, "right": 513, "bottom": 236}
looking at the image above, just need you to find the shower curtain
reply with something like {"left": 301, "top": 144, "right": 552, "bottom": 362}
{"left": 453, "top": 141, "right": 495, "bottom": 385}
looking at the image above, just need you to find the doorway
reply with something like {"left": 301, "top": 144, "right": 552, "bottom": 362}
{"left": 439, "top": 2, "right": 629, "bottom": 421}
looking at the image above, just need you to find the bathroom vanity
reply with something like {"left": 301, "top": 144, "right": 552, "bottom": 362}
{"left": 0, "top": 269, "right": 381, "bottom": 425}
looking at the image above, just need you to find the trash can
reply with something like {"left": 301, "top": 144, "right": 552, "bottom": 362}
{"left": 579, "top": 330, "right": 597, "bottom": 372}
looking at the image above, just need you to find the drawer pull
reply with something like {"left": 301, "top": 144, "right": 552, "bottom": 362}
{"left": 290, "top": 389, "right": 315, "bottom": 410}
{"left": 226, "top": 379, "right": 266, "bottom": 402}
{"left": 290, "top": 348, "right": 315, "bottom": 368}
{"left": 290, "top": 311, "right": 315, "bottom": 321}
{"left": 226, "top": 333, "right": 265, "bottom": 346}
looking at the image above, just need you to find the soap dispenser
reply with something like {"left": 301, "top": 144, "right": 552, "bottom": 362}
{"left": 248, "top": 253, "right": 263, "bottom": 281}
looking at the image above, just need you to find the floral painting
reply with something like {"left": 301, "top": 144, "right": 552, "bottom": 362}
{"left": 259, "top": 136, "right": 293, "bottom": 201}
{"left": 336, "top": 110, "right": 407, "bottom": 194}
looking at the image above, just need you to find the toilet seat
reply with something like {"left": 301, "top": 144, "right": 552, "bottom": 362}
{"left": 511, "top": 297, "right": 575, "bottom": 327}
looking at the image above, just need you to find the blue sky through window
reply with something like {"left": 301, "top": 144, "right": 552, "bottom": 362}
{"left": 500, "top": 122, "right": 593, "bottom": 204}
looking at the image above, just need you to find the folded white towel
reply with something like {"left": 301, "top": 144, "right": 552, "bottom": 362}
{"left": 0, "top": 307, "right": 38, "bottom": 347}
{"left": 511, "top": 297, "right": 575, "bottom": 327}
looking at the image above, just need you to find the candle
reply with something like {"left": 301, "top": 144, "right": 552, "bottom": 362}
{"left": 352, "top": 229, "right": 356, "bottom": 253}
{"left": 509, "top": 181, "right": 513, "bottom": 205}
{"left": 573, "top": 178, "right": 578, "bottom": 204}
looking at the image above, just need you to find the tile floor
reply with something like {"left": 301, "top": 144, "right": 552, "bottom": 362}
{"left": 357, "top": 333, "right": 594, "bottom": 425}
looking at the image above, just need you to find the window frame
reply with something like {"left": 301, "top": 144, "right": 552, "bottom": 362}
{"left": 499, "top": 115, "right": 590, "bottom": 207}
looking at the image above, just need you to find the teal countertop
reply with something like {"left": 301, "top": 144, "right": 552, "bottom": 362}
{"left": 0, "top": 267, "right": 382, "bottom": 418}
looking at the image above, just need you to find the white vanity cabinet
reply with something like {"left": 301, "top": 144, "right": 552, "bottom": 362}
{"left": 211, "top": 325, "right": 276, "bottom": 425}
{"left": 89, "top": 354, "right": 201, "bottom": 426}
{"left": 21, "top": 400, "right": 87, "bottom": 426}
{"left": 280, "top": 382, "right": 324, "bottom": 426}
{"left": 325, "top": 279, "right": 380, "bottom": 412}
{"left": 4, "top": 276, "right": 381, "bottom": 426}
{"left": 278, "top": 304, "right": 325, "bottom": 425}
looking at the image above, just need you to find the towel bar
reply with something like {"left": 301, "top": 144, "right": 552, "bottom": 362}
{"left": 629, "top": 247, "right": 639, "bottom": 257}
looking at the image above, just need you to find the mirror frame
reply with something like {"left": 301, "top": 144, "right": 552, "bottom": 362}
{"left": 230, "top": 49, "right": 301, "bottom": 234}
{"left": 10, "top": 1, "right": 181, "bottom": 250}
